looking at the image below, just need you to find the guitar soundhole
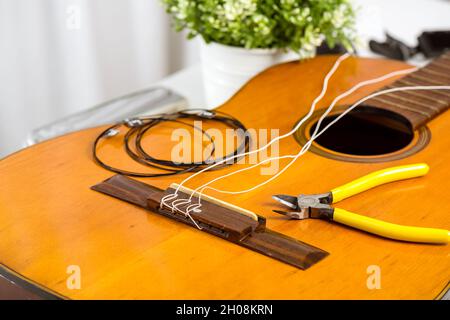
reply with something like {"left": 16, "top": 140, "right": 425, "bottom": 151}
{"left": 310, "top": 107, "right": 413, "bottom": 155}
{"left": 295, "top": 105, "right": 431, "bottom": 163}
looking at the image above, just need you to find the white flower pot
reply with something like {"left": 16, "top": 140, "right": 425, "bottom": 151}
{"left": 200, "top": 41, "right": 298, "bottom": 108}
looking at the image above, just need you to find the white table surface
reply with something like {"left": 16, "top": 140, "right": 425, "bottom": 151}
{"left": 158, "top": 64, "right": 206, "bottom": 109}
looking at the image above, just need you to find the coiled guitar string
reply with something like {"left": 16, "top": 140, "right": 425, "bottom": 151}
{"left": 93, "top": 110, "right": 250, "bottom": 178}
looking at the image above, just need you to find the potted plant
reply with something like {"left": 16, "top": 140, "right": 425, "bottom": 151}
{"left": 162, "top": 0, "right": 357, "bottom": 107}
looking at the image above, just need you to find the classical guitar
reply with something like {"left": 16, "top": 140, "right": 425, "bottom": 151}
{"left": 1, "top": 53, "right": 449, "bottom": 299}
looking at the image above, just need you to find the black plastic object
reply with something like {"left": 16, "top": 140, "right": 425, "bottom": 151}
{"left": 418, "top": 31, "right": 450, "bottom": 58}
{"left": 369, "top": 33, "right": 417, "bottom": 61}
{"left": 370, "top": 31, "right": 450, "bottom": 61}
{"left": 316, "top": 42, "right": 348, "bottom": 55}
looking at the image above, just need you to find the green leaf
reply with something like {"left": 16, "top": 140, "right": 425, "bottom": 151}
{"left": 160, "top": 0, "right": 357, "bottom": 58}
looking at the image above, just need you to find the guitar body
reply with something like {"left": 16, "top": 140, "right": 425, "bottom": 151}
{"left": 0, "top": 56, "right": 449, "bottom": 299}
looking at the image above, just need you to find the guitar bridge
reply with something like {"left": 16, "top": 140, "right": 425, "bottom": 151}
{"left": 91, "top": 175, "right": 328, "bottom": 270}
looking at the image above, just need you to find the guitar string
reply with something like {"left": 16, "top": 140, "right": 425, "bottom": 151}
{"left": 165, "top": 67, "right": 419, "bottom": 217}
{"left": 161, "top": 57, "right": 421, "bottom": 219}
{"left": 184, "top": 84, "right": 450, "bottom": 217}
{"left": 179, "top": 68, "right": 419, "bottom": 201}
{"left": 163, "top": 63, "right": 417, "bottom": 220}
{"left": 160, "top": 52, "right": 352, "bottom": 217}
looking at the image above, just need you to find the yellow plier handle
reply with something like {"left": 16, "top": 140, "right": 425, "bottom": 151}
{"left": 333, "top": 208, "right": 449, "bottom": 244}
{"left": 331, "top": 163, "right": 429, "bottom": 203}
{"left": 330, "top": 163, "right": 449, "bottom": 244}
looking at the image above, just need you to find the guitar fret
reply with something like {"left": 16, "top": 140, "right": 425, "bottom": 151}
{"left": 397, "top": 79, "right": 450, "bottom": 99}
{"left": 408, "top": 73, "right": 446, "bottom": 86}
{"left": 385, "top": 87, "right": 449, "bottom": 106}
{"left": 364, "top": 53, "right": 450, "bottom": 129}
{"left": 429, "top": 60, "right": 450, "bottom": 73}
{"left": 376, "top": 93, "right": 439, "bottom": 114}
{"left": 419, "top": 68, "right": 450, "bottom": 83}
{"left": 370, "top": 96, "right": 432, "bottom": 117}
{"left": 424, "top": 64, "right": 450, "bottom": 77}
{"left": 386, "top": 92, "right": 441, "bottom": 112}
{"left": 441, "top": 53, "right": 450, "bottom": 61}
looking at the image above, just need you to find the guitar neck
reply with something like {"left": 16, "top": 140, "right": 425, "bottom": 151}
{"left": 365, "top": 51, "right": 450, "bottom": 129}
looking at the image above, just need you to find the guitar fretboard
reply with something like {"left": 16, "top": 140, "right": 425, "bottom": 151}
{"left": 365, "top": 51, "right": 450, "bottom": 129}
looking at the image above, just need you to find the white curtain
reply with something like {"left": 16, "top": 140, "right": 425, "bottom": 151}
{"left": 0, "top": 0, "right": 199, "bottom": 157}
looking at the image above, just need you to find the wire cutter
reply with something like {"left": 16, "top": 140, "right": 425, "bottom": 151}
{"left": 273, "top": 163, "right": 449, "bottom": 244}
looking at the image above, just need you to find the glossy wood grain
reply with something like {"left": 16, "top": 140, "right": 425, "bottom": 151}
{"left": 0, "top": 56, "right": 449, "bottom": 299}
